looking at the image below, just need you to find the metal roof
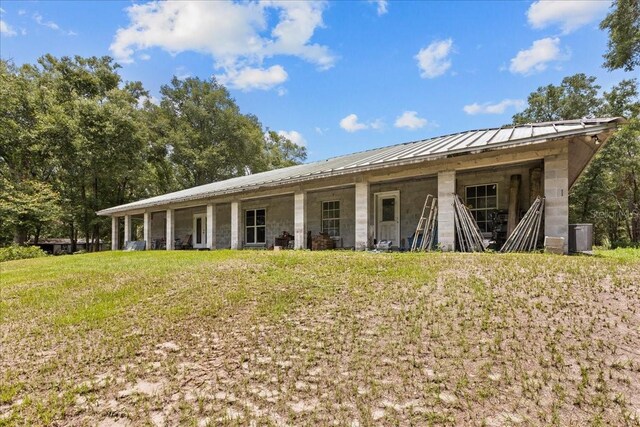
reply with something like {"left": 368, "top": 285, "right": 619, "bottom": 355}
{"left": 98, "top": 118, "right": 623, "bottom": 215}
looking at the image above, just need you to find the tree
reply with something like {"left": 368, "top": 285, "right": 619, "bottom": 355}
{"left": 155, "top": 77, "right": 306, "bottom": 189}
{"left": 601, "top": 0, "right": 640, "bottom": 72}
{"left": 514, "top": 75, "right": 640, "bottom": 246}
{"left": 264, "top": 130, "right": 307, "bottom": 170}
{"left": 513, "top": 74, "right": 602, "bottom": 124}
{"left": 1, "top": 57, "right": 307, "bottom": 249}
{"left": 0, "top": 178, "right": 61, "bottom": 244}
{"left": 0, "top": 56, "right": 153, "bottom": 250}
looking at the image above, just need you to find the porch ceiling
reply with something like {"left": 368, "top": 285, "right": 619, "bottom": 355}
{"left": 98, "top": 118, "right": 624, "bottom": 216}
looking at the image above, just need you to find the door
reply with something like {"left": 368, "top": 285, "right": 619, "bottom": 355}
{"left": 193, "top": 214, "right": 207, "bottom": 248}
{"left": 376, "top": 192, "right": 400, "bottom": 245}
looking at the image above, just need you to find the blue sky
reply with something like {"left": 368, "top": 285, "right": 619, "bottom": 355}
{"left": 1, "top": 0, "right": 635, "bottom": 161}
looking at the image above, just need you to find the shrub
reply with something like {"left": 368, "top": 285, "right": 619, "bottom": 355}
{"left": 0, "top": 244, "right": 48, "bottom": 262}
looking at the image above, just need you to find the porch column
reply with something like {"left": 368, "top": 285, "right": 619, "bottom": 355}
{"left": 355, "top": 181, "right": 370, "bottom": 250}
{"left": 124, "top": 214, "right": 131, "bottom": 245}
{"left": 207, "top": 203, "right": 216, "bottom": 250}
{"left": 231, "top": 201, "right": 241, "bottom": 250}
{"left": 544, "top": 151, "right": 569, "bottom": 253}
{"left": 111, "top": 216, "right": 119, "bottom": 250}
{"left": 166, "top": 209, "right": 175, "bottom": 250}
{"left": 437, "top": 170, "right": 456, "bottom": 251}
{"left": 294, "top": 191, "right": 307, "bottom": 250}
{"left": 143, "top": 211, "right": 151, "bottom": 250}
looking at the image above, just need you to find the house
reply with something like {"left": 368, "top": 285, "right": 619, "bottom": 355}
{"left": 97, "top": 118, "right": 623, "bottom": 254}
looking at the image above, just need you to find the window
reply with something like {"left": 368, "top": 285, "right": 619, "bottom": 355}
{"left": 465, "top": 184, "right": 498, "bottom": 233}
{"left": 321, "top": 201, "right": 340, "bottom": 237}
{"left": 245, "top": 209, "right": 266, "bottom": 244}
{"left": 381, "top": 197, "right": 395, "bottom": 221}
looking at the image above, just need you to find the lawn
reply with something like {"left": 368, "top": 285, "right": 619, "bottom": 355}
{"left": 1, "top": 249, "right": 639, "bottom": 426}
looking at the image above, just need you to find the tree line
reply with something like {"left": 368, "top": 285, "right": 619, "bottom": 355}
{"left": 0, "top": 55, "right": 306, "bottom": 250}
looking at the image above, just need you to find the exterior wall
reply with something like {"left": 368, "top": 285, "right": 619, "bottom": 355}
{"left": 371, "top": 176, "right": 437, "bottom": 248}
{"left": 306, "top": 187, "right": 355, "bottom": 248}
{"left": 544, "top": 151, "right": 569, "bottom": 253}
{"left": 437, "top": 171, "right": 456, "bottom": 251}
{"left": 455, "top": 163, "right": 539, "bottom": 214}
{"left": 216, "top": 204, "right": 231, "bottom": 249}
{"left": 174, "top": 206, "right": 206, "bottom": 242}
{"left": 150, "top": 211, "right": 166, "bottom": 241}
{"left": 239, "top": 194, "right": 294, "bottom": 248}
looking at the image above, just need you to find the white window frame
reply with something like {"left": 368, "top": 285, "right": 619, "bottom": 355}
{"left": 321, "top": 200, "right": 341, "bottom": 237}
{"left": 464, "top": 183, "right": 498, "bottom": 233}
{"left": 245, "top": 208, "right": 266, "bottom": 245}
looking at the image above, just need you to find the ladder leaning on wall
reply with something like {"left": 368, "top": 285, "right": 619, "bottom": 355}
{"left": 411, "top": 194, "right": 438, "bottom": 252}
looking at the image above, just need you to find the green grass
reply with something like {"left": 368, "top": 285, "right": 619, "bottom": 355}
{"left": 1, "top": 249, "right": 639, "bottom": 426}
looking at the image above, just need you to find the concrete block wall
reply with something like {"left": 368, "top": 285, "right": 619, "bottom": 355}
{"left": 150, "top": 211, "right": 166, "bottom": 241}
{"left": 239, "top": 194, "right": 294, "bottom": 248}
{"left": 354, "top": 182, "right": 370, "bottom": 250}
{"left": 371, "top": 176, "right": 438, "bottom": 248}
{"left": 216, "top": 204, "right": 231, "bottom": 249}
{"left": 437, "top": 171, "right": 456, "bottom": 251}
{"left": 306, "top": 187, "right": 356, "bottom": 248}
{"left": 455, "top": 163, "right": 540, "bottom": 214}
{"left": 544, "top": 152, "right": 569, "bottom": 253}
{"left": 174, "top": 206, "right": 206, "bottom": 242}
{"left": 294, "top": 192, "right": 306, "bottom": 249}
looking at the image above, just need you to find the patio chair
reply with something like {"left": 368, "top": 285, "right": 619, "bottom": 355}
{"left": 177, "top": 234, "right": 192, "bottom": 250}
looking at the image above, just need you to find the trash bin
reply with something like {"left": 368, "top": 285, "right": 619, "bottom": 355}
{"left": 569, "top": 224, "right": 593, "bottom": 253}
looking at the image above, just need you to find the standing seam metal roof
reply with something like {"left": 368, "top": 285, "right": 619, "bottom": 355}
{"left": 98, "top": 118, "right": 623, "bottom": 215}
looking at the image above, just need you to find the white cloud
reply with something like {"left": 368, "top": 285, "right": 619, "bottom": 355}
{"left": 415, "top": 38, "right": 454, "bottom": 78}
{"left": 340, "top": 114, "right": 369, "bottom": 133}
{"left": 139, "top": 53, "right": 151, "bottom": 61}
{"left": 33, "top": 12, "right": 59, "bottom": 30}
{"left": 371, "top": 118, "right": 385, "bottom": 130}
{"left": 217, "top": 65, "right": 288, "bottom": 91}
{"left": 110, "top": 1, "right": 334, "bottom": 91}
{"left": 0, "top": 8, "right": 5, "bottom": 14}
{"left": 463, "top": 99, "right": 525, "bottom": 115}
{"left": 0, "top": 20, "right": 16, "bottom": 36}
{"left": 369, "top": 0, "right": 388, "bottom": 16}
{"left": 18, "top": 9, "right": 26, "bottom": 16}
{"left": 509, "top": 37, "right": 568, "bottom": 75}
{"left": 32, "top": 12, "right": 76, "bottom": 36}
{"left": 527, "top": 1, "right": 609, "bottom": 34}
{"left": 175, "top": 66, "right": 191, "bottom": 80}
{"left": 277, "top": 130, "right": 307, "bottom": 146}
{"left": 394, "top": 111, "right": 428, "bottom": 130}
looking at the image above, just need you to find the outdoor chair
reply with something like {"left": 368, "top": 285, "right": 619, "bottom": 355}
{"left": 175, "top": 234, "right": 192, "bottom": 250}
